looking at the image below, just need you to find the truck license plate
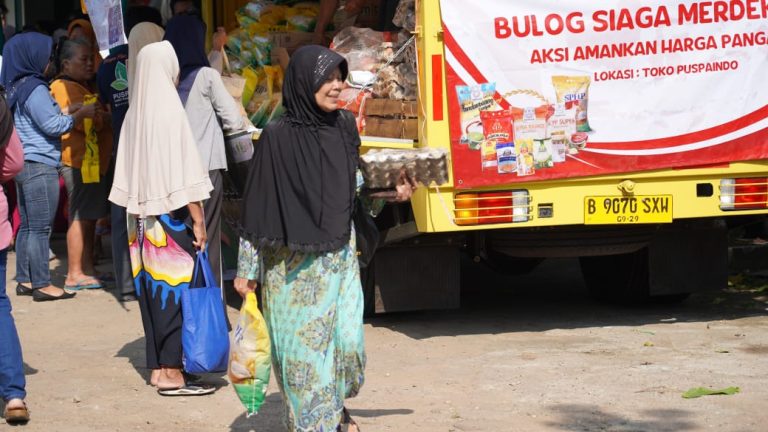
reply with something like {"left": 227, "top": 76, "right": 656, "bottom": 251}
{"left": 584, "top": 195, "right": 673, "bottom": 224}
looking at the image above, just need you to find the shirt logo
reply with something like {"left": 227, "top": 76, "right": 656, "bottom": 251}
{"left": 110, "top": 62, "right": 128, "bottom": 91}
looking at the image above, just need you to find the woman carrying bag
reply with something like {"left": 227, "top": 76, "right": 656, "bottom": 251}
{"left": 109, "top": 40, "right": 214, "bottom": 397}
{"left": 234, "top": 46, "right": 416, "bottom": 432}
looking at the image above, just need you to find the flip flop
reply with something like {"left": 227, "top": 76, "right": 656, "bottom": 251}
{"left": 64, "top": 278, "right": 103, "bottom": 291}
{"left": 157, "top": 384, "right": 215, "bottom": 397}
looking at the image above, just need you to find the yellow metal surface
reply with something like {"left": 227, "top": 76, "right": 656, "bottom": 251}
{"left": 410, "top": 0, "right": 768, "bottom": 233}
{"left": 360, "top": 137, "right": 416, "bottom": 151}
{"left": 418, "top": 161, "right": 768, "bottom": 232}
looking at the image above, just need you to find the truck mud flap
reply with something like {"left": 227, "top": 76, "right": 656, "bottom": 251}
{"left": 370, "top": 246, "right": 460, "bottom": 313}
{"left": 647, "top": 220, "right": 728, "bottom": 296}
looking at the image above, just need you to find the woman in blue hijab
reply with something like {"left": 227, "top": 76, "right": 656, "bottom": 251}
{"left": 0, "top": 33, "right": 95, "bottom": 302}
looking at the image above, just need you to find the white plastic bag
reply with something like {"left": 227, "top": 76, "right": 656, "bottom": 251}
{"left": 84, "top": 0, "right": 127, "bottom": 51}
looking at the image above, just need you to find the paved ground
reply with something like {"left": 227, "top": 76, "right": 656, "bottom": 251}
{"left": 2, "top": 237, "right": 768, "bottom": 431}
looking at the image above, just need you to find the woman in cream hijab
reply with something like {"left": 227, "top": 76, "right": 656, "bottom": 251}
{"left": 109, "top": 41, "right": 214, "bottom": 396}
{"left": 127, "top": 22, "right": 164, "bottom": 102}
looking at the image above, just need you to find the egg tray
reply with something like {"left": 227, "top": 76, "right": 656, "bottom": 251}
{"left": 360, "top": 148, "right": 449, "bottom": 189}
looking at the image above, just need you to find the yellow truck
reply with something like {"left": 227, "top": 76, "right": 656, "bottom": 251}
{"left": 208, "top": 0, "right": 768, "bottom": 312}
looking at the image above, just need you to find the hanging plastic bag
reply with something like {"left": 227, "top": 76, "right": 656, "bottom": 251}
{"left": 229, "top": 291, "right": 271, "bottom": 417}
{"left": 81, "top": 94, "right": 100, "bottom": 184}
{"left": 83, "top": 0, "right": 127, "bottom": 51}
{"left": 181, "top": 251, "right": 231, "bottom": 373}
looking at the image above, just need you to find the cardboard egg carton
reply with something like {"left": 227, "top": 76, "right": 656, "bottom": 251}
{"left": 360, "top": 148, "right": 449, "bottom": 189}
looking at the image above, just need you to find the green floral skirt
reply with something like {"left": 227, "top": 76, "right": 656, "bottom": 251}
{"left": 261, "top": 234, "right": 366, "bottom": 432}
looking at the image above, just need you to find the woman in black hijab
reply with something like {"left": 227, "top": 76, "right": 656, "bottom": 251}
{"left": 235, "top": 45, "right": 415, "bottom": 431}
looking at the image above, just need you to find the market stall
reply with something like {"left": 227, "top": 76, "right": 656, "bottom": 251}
{"left": 216, "top": 0, "right": 420, "bottom": 277}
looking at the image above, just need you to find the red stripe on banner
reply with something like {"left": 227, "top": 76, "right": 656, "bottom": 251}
{"left": 432, "top": 54, "right": 444, "bottom": 122}
{"left": 588, "top": 104, "right": 768, "bottom": 150}
{"left": 443, "top": 25, "right": 510, "bottom": 110}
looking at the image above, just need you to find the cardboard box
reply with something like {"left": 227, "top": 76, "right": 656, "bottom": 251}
{"left": 269, "top": 31, "right": 316, "bottom": 51}
{"left": 364, "top": 117, "right": 418, "bottom": 140}
{"left": 364, "top": 99, "right": 418, "bottom": 118}
{"left": 269, "top": 31, "right": 333, "bottom": 64}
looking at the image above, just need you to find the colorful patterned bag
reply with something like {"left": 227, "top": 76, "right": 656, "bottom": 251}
{"left": 229, "top": 291, "right": 271, "bottom": 416}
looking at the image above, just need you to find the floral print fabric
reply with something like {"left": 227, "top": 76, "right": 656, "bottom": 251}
{"left": 237, "top": 229, "right": 366, "bottom": 431}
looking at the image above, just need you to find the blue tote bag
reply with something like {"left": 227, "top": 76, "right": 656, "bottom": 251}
{"left": 181, "top": 251, "right": 230, "bottom": 373}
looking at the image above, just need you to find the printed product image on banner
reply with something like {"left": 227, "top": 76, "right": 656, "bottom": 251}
{"left": 456, "top": 83, "right": 497, "bottom": 149}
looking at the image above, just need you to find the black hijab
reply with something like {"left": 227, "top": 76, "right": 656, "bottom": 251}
{"left": 240, "top": 45, "right": 357, "bottom": 253}
{"left": 163, "top": 15, "right": 209, "bottom": 83}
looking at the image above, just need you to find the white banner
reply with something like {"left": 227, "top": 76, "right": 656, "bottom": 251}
{"left": 440, "top": 0, "right": 768, "bottom": 186}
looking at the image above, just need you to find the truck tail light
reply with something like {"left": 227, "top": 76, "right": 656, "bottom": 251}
{"left": 454, "top": 191, "right": 531, "bottom": 225}
{"left": 719, "top": 177, "right": 768, "bottom": 210}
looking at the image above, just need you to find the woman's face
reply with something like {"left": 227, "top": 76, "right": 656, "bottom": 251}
{"left": 63, "top": 45, "right": 94, "bottom": 82}
{"left": 315, "top": 67, "right": 343, "bottom": 113}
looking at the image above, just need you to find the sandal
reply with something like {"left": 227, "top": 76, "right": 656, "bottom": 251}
{"left": 337, "top": 407, "right": 361, "bottom": 432}
{"left": 3, "top": 400, "right": 30, "bottom": 424}
{"left": 157, "top": 383, "right": 215, "bottom": 397}
{"left": 64, "top": 277, "right": 103, "bottom": 291}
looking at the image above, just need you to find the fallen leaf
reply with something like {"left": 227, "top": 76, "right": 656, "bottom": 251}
{"left": 634, "top": 329, "right": 656, "bottom": 335}
{"left": 715, "top": 349, "right": 730, "bottom": 353}
{"left": 682, "top": 386, "right": 740, "bottom": 399}
{"left": 643, "top": 341, "right": 654, "bottom": 347}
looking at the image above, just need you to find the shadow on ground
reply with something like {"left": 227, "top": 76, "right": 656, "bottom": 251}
{"left": 228, "top": 395, "right": 413, "bottom": 432}
{"left": 115, "top": 337, "right": 229, "bottom": 388}
{"left": 22, "top": 362, "right": 37, "bottom": 375}
{"left": 367, "top": 257, "right": 768, "bottom": 340}
{"left": 229, "top": 393, "right": 284, "bottom": 431}
{"left": 545, "top": 404, "right": 698, "bottom": 431}
{"left": 115, "top": 337, "right": 151, "bottom": 384}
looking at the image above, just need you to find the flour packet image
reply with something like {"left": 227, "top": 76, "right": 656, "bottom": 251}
{"left": 552, "top": 75, "right": 591, "bottom": 132}
{"left": 548, "top": 103, "right": 576, "bottom": 162}
{"left": 533, "top": 137, "right": 553, "bottom": 169}
{"left": 496, "top": 142, "right": 516, "bottom": 174}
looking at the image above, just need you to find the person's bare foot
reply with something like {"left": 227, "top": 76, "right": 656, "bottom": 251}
{"left": 156, "top": 367, "right": 185, "bottom": 390}
{"left": 150, "top": 369, "right": 161, "bottom": 386}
